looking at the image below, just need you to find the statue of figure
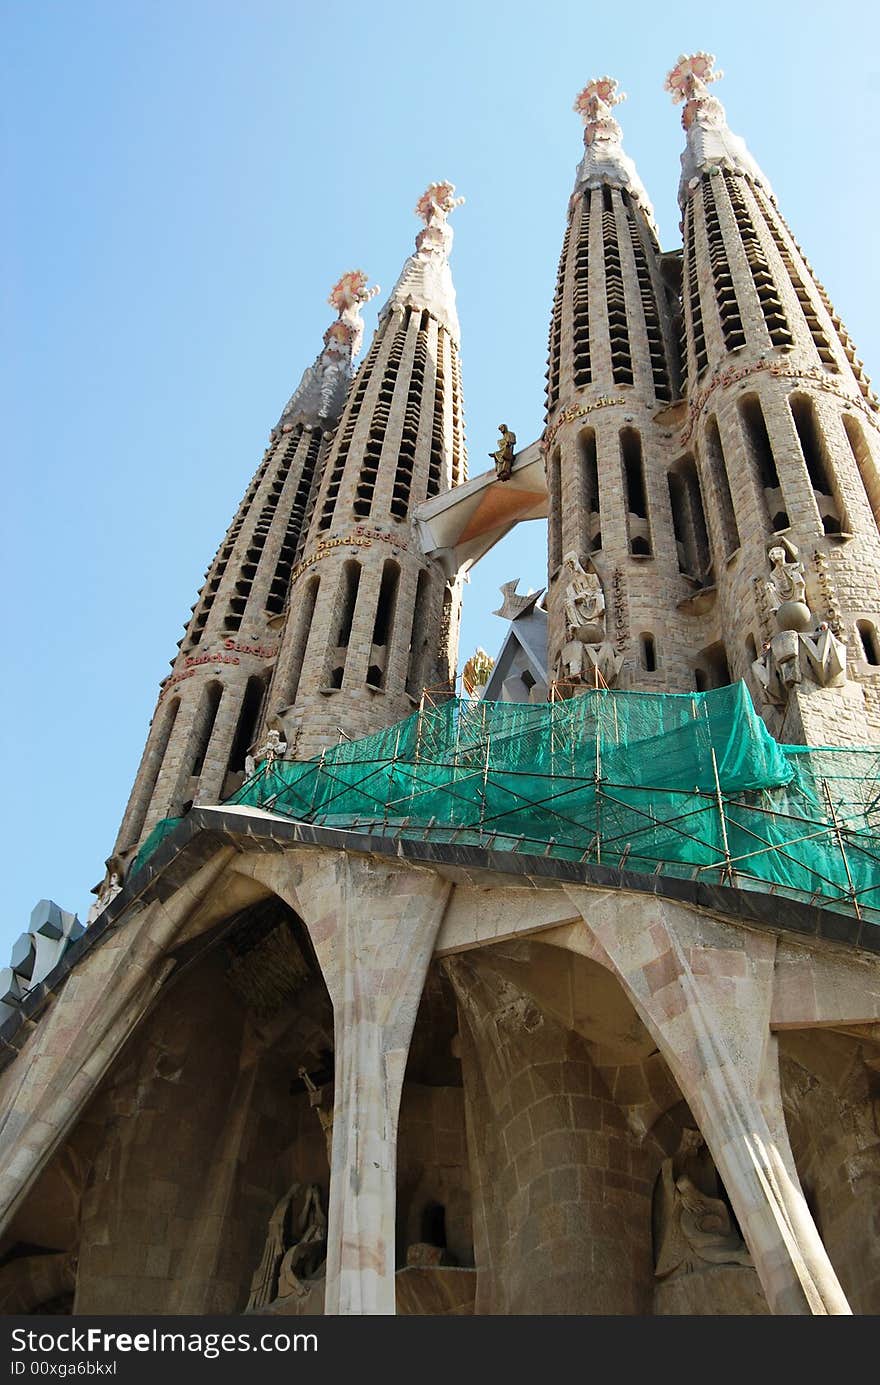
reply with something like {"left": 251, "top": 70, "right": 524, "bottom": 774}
{"left": 490, "top": 424, "right": 516, "bottom": 481}
{"left": 561, "top": 552, "right": 606, "bottom": 640}
{"left": 275, "top": 1185, "right": 327, "bottom": 1302}
{"left": 462, "top": 647, "right": 494, "bottom": 698}
{"left": 413, "top": 181, "right": 465, "bottom": 260}
{"left": 764, "top": 539, "right": 807, "bottom": 614}
{"left": 246, "top": 1182, "right": 300, "bottom": 1311}
{"left": 245, "top": 729, "right": 288, "bottom": 780}
{"left": 654, "top": 1129, "right": 751, "bottom": 1280}
{"left": 87, "top": 862, "right": 123, "bottom": 926}
{"left": 246, "top": 1182, "right": 327, "bottom": 1312}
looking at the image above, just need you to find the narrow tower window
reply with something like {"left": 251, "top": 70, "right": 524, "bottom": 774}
{"left": 667, "top": 454, "right": 711, "bottom": 581}
{"left": 789, "top": 394, "right": 847, "bottom": 534}
{"left": 640, "top": 633, "right": 657, "bottom": 672}
{"left": 367, "top": 561, "right": 400, "bottom": 689}
{"left": 857, "top": 621, "right": 880, "bottom": 667}
{"left": 227, "top": 675, "right": 267, "bottom": 774}
{"left": 620, "top": 428, "right": 651, "bottom": 556}
{"left": 579, "top": 428, "right": 601, "bottom": 552}
{"left": 406, "top": 570, "right": 433, "bottom": 699}
{"left": 702, "top": 417, "right": 740, "bottom": 559}
{"left": 189, "top": 681, "right": 224, "bottom": 778}
{"left": 325, "top": 561, "right": 361, "bottom": 690}
{"left": 284, "top": 576, "right": 320, "bottom": 704}
{"left": 738, "top": 393, "right": 788, "bottom": 531}
{"left": 842, "top": 413, "right": 880, "bottom": 532}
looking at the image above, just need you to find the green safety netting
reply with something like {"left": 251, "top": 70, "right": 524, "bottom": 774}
{"left": 136, "top": 683, "right": 880, "bottom": 921}
{"left": 131, "top": 815, "right": 183, "bottom": 876}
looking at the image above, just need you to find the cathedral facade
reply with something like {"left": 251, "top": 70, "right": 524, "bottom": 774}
{"left": 2, "top": 55, "right": 880, "bottom": 1316}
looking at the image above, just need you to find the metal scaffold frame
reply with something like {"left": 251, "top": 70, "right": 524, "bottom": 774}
{"left": 135, "top": 684, "right": 880, "bottom": 924}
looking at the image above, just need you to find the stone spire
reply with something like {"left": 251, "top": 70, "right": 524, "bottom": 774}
{"left": 379, "top": 181, "right": 464, "bottom": 342}
{"left": 110, "top": 277, "right": 379, "bottom": 871}
{"left": 262, "top": 184, "right": 468, "bottom": 759}
{"left": 572, "top": 77, "right": 656, "bottom": 234}
{"left": 666, "top": 52, "right": 770, "bottom": 207}
{"left": 273, "top": 271, "right": 380, "bottom": 436}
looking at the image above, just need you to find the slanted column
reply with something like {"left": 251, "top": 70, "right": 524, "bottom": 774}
{"left": 559, "top": 887, "right": 851, "bottom": 1314}
{"left": 244, "top": 849, "right": 450, "bottom": 1314}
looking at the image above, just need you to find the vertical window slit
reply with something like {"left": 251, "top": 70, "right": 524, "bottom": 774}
{"left": 621, "top": 427, "right": 651, "bottom": 555}
{"left": 703, "top": 416, "right": 740, "bottom": 558}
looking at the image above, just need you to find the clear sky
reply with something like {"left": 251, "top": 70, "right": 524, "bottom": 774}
{"left": 3, "top": 0, "right": 879, "bottom": 958}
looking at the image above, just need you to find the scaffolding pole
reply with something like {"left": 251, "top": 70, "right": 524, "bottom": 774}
{"left": 822, "top": 777, "right": 862, "bottom": 919}
{"left": 710, "top": 746, "right": 734, "bottom": 885}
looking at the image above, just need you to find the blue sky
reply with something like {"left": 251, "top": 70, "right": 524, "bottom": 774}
{"left": 3, "top": 0, "right": 879, "bottom": 955}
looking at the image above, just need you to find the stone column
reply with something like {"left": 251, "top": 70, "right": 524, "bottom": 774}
{"left": 445, "top": 952, "right": 657, "bottom": 1315}
{"left": 244, "top": 849, "right": 450, "bottom": 1314}
{"left": 559, "top": 888, "right": 851, "bottom": 1315}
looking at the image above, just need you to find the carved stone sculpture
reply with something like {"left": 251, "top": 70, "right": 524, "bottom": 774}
{"left": 244, "top": 729, "right": 288, "bottom": 780}
{"left": 490, "top": 424, "right": 516, "bottom": 481}
{"left": 654, "top": 1129, "right": 751, "bottom": 1280}
{"left": 752, "top": 540, "right": 848, "bottom": 710}
{"left": 763, "top": 539, "right": 809, "bottom": 621}
{"left": 555, "top": 553, "right": 622, "bottom": 687}
{"left": 562, "top": 552, "right": 606, "bottom": 642}
{"left": 246, "top": 1182, "right": 327, "bottom": 1312}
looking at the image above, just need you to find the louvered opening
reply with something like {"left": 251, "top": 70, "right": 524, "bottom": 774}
{"left": 702, "top": 177, "right": 745, "bottom": 353}
{"left": 602, "top": 186, "right": 633, "bottom": 385}
{"left": 723, "top": 173, "right": 793, "bottom": 349}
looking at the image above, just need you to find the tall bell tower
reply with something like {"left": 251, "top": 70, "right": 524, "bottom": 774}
{"left": 264, "top": 183, "right": 468, "bottom": 759}
{"left": 110, "top": 273, "right": 377, "bottom": 870}
{"left": 543, "top": 77, "right": 684, "bottom": 694}
{"left": 668, "top": 52, "right": 880, "bottom": 744}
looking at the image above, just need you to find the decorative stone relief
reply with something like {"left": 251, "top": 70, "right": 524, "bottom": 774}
{"left": 752, "top": 540, "right": 848, "bottom": 709}
{"left": 555, "top": 553, "right": 623, "bottom": 687}
{"left": 246, "top": 1182, "right": 327, "bottom": 1313}
{"left": 813, "top": 549, "right": 844, "bottom": 637}
{"left": 654, "top": 1130, "right": 752, "bottom": 1280}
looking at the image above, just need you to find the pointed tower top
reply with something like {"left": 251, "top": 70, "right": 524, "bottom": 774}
{"left": 666, "top": 53, "right": 771, "bottom": 206}
{"left": 571, "top": 77, "right": 656, "bottom": 231}
{"left": 380, "top": 182, "right": 463, "bottom": 342}
{"left": 274, "top": 271, "right": 379, "bottom": 435}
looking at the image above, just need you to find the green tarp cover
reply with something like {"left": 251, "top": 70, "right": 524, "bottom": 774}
{"left": 141, "top": 684, "right": 880, "bottom": 920}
